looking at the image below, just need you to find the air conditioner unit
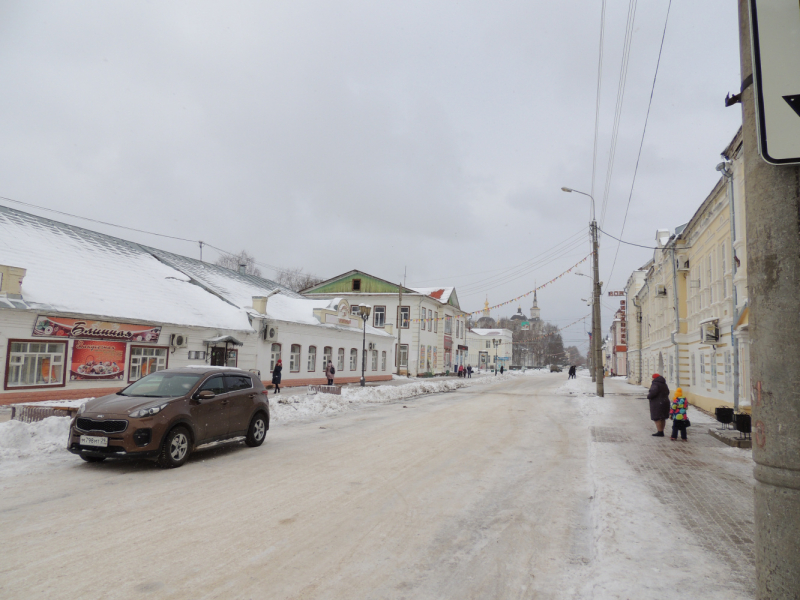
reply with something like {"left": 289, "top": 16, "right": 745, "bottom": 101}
{"left": 170, "top": 333, "right": 188, "bottom": 348}
{"left": 368, "top": 342, "right": 376, "bottom": 351}
{"left": 261, "top": 322, "right": 279, "bottom": 342}
{"left": 701, "top": 322, "right": 719, "bottom": 343}
{"left": 655, "top": 284, "right": 668, "bottom": 297}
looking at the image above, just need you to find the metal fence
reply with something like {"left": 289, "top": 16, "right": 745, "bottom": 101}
{"left": 11, "top": 406, "right": 78, "bottom": 423}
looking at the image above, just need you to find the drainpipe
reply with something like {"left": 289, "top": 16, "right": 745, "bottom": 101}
{"left": 718, "top": 160, "right": 740, "bottom": 411}
{"left": 670, "top": 245, "right": 681, "bottom": 387}
{"left": 639, "top": 279, "right": 650, "bottom": 385}
{"left": 632, "top": 294, "right": 643, "bottom": 385}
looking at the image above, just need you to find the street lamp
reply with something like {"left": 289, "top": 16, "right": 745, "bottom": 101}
{"left": 358, "top": 303, "right": 371, "bottom": 387}
{"left": 562, "top": 186, "right": 604, "bottom": 397}
{"left": 493, "top": 338, "right": 501, "bottom": 375}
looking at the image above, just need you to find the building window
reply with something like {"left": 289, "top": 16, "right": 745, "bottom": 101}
{"left": 428, "top": 311, "right": 432, "bottom": 331}
{"left": 711, "top": 354, "right": 718, "bottom": 389}
{"left": 5, "top": 340, "right": 67, "bottom": 389}
{"left": 270, "top": 343, "right": 281, "bottom": 372}
{"left": 708, "top": 255, "right": 714, "bottom": 304}
{"left": 129, "top": 346, "right": 168, "bottom": 382}
{"left": 724, "top": 350, "right": 732, "bottom": 390}
{"left": 308, "top": 346, "right": 317, "bottom": 372}
{"left": 434, "top": 312, "right": 438, "bottom": 333}
{"left": 486, "top": 340, "right": 490, "bottom": 349}
{"left": 351, "top": 305, "right": 360, "bottom": 316}
{"left": 352, "top": 278, "right": 361, "bottom": 291}
{"left": 373, "top": 306, "right": 386, "bottom": 327}
{"left": 323, "top": 346, "right": 332, "bottom": 369}
{"left": 350, "top": 348, "right": 358, "bottom": 371}
{"left": 721, "top": 243, "right": 727, "bottom": 298}
{"left": 398, "top": 306, "right": 410, "bottom": 329}
{"left": 691, "top": 354, "right": 696, "bottom": 386}
{"left": 420, "top": 346, "right": 426, "bottom": 369}
{"left": 381, "top": 351, "right": 387, "bottom": 371}
{"left": 445, "top": 316, "right": 452, "bottom": 334}
{"left": 226, "top": 349, "right": 238, "bottom": 367}
{"left": 397, "top": 344, "right": 408, "bottom": 367}
{"left": 421, "top": 308, "right": 426, "bottom": 331}
{"left": 289, "top": 345, "right": 301, "bottom": 372}
{"left": 700, "top": 353, "right": 705, "bottom": 375}
{"left": 337, "top": 348, "right": 345, "bottom": 371}
{"left": 428, "top": 345, "right": 432, "bottom": 370}
{"left": 371, "top": 350, "right": 378, "bottom": 371}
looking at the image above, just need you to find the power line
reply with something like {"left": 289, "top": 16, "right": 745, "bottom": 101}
{"left": 605, "top": 0, "right": 673, "bottom": 289}
{"left": 590, "top": 0, "right": 608, "bottom": 202}
{"left": 597, "top": 226, "right": 674, "bottom": 250}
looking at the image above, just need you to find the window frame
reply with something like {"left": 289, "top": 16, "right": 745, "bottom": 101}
{"left": 381, "top": 351, "right": 387, "bottom": 371}
{"left": 398, "top": 306, "right": 410, "bottom": 329}
{"left": 371, "top": 349, "right": 378, "bottom": 371}
{"left": 323, "top": 346, "right": 333, "bottom": 369}
{"left": 420, "top": 307, "right": 426, "bottom": 331}
{"left": 4, "top": 339, "right": 68, "bottom": 390}
{"left": 445, "top": 315, "right": 452, "bottom": 335}
{"left": 373, "top": 306, "right": 386, "bottom": 328}
{"left": 434, "top": 312, "right": 438, "bottom": 333}
{"left": 352, "top": 278, "right": 362, "bottom": 291}
{"left": 350, "top": 348, "right": 358, "bottom": 371}
{"left": 290, "top": 344, "right": 301, "bottom": 372}
{"left": 308, "top": 345, "right": 317, "bottom": 372}
{"left": 128, "top": 344, "right": 169, "bottom": 383}
{"left": 337, "top": 348, "right": 345, "bottom": 371}
{"left": 396, "top": 344, "right": 408, "bottom": 367}
{"left": 270, "top": 343, "right": 282, "bottom": 372}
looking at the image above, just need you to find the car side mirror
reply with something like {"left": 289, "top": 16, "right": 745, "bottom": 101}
{"left": 196, "top": 390, "right": 215, "bottom": 400}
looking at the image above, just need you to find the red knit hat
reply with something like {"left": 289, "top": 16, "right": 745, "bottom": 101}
{"left": 652, "top": 373, "right": 660, "bottom": 379}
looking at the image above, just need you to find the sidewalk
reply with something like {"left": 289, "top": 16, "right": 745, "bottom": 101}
{"left": 563, "top": 374, "right": 756, "bottom": 598}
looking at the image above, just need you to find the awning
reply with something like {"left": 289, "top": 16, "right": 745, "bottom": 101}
{"left": 203, "top": 335, "right": 244, "bottom": 346}
{"left": 699, "top": 316, "right": 720, "bottom": 325}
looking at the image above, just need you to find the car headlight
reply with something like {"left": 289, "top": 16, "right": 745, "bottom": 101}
{"left": 130, "top": 403, "right": 168, "bottom": 418}
{"left": 78, "top": 403, "right": 87, "bottom": 415}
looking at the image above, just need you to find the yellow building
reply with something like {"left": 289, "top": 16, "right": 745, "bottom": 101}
{"left": 627, "top": 129, "right": 750, "bottom": 414}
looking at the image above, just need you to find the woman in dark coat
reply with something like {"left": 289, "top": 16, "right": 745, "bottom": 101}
{"left": 272, "top": 359, "right": 283, "bottom": 394}
{"left": 647, "top": 373, "right": 671, "bottom": 437}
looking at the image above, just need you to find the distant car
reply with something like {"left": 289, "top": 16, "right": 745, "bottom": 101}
{"left": 67, "top": 367, "right": 270, "bottom": 468}
{"left": 549, "top": 365, "right": 563, "bottom": 373}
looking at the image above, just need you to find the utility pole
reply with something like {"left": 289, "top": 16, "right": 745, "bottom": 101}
{"left": 397, "top": 268, "right": 405, "bottom": 376}
{"left": 737, "top": 1, "right": 800, "bottom": 596}
{"left": 592, "top": 220, "right": 605, "bottom": 397}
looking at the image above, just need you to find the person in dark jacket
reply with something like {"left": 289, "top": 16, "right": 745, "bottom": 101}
{"left": 467, "top": 365, "right": 473, "bottom": 378}
{"left": 325, "top": 361, "right": 335, "bottom": 386}
{"left": 647, "top": 373, "right": 670, "bottom": 436}
{"left": 272, "top": 359, "right": 283, "bottom": 394}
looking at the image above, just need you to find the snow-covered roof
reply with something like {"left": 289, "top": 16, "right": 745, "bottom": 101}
{"left": 0, "top": 205, "right": 253, "bottom": 331}
{"left": 469, "top": 328, "right": 511, "bottom": 336}
{"left": 411, "top": 287, "right": 454, "bottom": 303}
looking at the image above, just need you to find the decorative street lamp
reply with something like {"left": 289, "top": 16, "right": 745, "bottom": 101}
{"left": 358, "top": 303, "right": 372, "bottom": 387}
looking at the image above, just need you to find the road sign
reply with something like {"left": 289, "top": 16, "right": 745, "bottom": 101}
{"left": 749, "top": 0, "right": 800, "bottom": 164}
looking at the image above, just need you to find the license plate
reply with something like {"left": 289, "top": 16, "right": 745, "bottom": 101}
{"left": 80, "top": 435, "right": 108, "bottom": 447}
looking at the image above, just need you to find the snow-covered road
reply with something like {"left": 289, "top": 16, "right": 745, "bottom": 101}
{"left": 0, "top": 373, "right": 754, "bottom": 599}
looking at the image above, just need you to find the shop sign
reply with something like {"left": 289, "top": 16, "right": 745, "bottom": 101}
{"left": 70, "top": 339, "right": 126, "bottom": 380}
{"left": 325, "top": 300, "right": 359, "bottom": 328}
{"left": 32, "top": 315, "right": 161, "bottom": 342}
{"left": 444, "top": 335, "right": 453, "bottom": 349}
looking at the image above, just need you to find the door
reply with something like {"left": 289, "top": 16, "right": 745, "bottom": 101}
{"left": 225, "top": 374, "right": 257, "bottom": 435}
{"left": 190, "top": 374, "right": 230, "bottom": 442}
{"left": 210, "top": 347, "right": 226, "bottom": 366}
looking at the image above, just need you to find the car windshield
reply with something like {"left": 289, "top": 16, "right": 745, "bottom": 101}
{"left": 120, "top": 372, "right": 204, "bottom": 397}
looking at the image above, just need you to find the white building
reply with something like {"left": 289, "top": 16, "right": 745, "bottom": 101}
{"left": 302, "top": 271, "right": 470, "bottom": 376}
{"left": 466, "top": 328, "right": 513, "bottom": 372}
{"left": 0, "top": 206, "right": 394, "bottom": 404}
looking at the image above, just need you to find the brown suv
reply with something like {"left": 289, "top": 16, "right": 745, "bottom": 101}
{"left": 67, "top": 367, "right": 270, "bottom": 468}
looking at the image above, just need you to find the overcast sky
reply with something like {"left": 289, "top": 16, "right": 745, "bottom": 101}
{"left": 0, "top": 1, "right": 742, "bottom": 352}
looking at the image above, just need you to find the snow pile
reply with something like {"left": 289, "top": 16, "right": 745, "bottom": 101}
{"left": 555, "top": 371, "right": 598, "bottom": 397}
{"left": 0, "top": 416, "right": 71, "bottom": 462}
{"left": 16, "top": 398, "right": 92, "bottom": 408}
{"left": 270, "top": 373, "right": 517, "bottom": 424}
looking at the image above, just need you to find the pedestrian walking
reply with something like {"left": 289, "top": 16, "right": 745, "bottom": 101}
{"left": 500, "top": 365, "right": 504, "bottom": 375}
{"left": 669, "top": 387, "right": 690, "bottom": 441}
{"left": 325, "top": 360, "right": 335, "bottom": 386}
{"left": 272, "top": 359, "right": 283, "bottom": 394}
{"left": 647, "top": 373, "right": 670, "bottom": 437}
{"left": 467, "top": 365, "right": 472, "bottom": 378}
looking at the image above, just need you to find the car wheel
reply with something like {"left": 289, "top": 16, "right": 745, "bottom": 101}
{"left": 156, "top": 426, "right": 192, "bottom": 468}
{"left": 80, "top": 453, "right": 106, "bottom": 463}
{"left": 245, "top": 413, "right": 268, "bottom": 447}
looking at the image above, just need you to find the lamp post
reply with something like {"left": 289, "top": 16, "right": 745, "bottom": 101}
{"left": 562, "top": 187, "right": 604, "bottom": 397}
{"left": 358, "top": 303, "right": 371, "bottom": 387}
{"left": 577, "top": 272, "right": 596, "bottom": 382}
{"left": 493, "top": 338, "right": 500, "bottom": 375}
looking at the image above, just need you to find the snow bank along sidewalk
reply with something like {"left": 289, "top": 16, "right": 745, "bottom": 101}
{"left": 269, "top": 371, "right": 520, "bottom": 424}
{"left": 560, "top": 373, "right": 756, "bottom": 599}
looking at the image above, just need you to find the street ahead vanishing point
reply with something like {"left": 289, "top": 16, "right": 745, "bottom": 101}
{"left": 749, "top": 0, "right": 800, "bottom": 164}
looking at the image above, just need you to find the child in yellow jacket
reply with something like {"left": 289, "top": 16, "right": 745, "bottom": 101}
{"left": 670, "top": 387, "right": 689, "bottom": 441}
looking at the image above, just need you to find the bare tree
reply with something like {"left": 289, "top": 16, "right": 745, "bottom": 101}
{"left": 275, "top": 267, "right": 323, "bottom": 292}
{"left": 564, "top": 346, "right": 586, "bottom": 367}
{"left": 214, "top": 250, "right": 262, "bottom": 277}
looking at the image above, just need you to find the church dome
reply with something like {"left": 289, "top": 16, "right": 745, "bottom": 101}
{"left": 510, "top": 307, "right": 526, "bottom": 321}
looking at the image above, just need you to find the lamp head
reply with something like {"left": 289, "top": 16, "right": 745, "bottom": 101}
{"left": 358, "top": 303, "right": 371, "bottom": 319}
{"left": 561, "top": 187, "right": 573, "bottom": 193}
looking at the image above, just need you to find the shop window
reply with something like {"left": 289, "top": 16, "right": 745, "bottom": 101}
{"left": 129, "top": 346, "right": 168, "bottom": 382}
{"left": 381, "top": 351, "right": 387, "bottom": 371}
{"left": 270, "top": 343, "right": 281, "bottom": 372}
{"left": 290, "top": 344, "right": 301, "bottom": 372}
{"left": 323, "top": 346, "right": 333, "bottom": 369}
{"left": 371, "top": 350, "right": 378, "bottom": 371}
{"left": 373, "top": 306, "right": 386, "bottom": 327}
{"left": 337, "top": 348, "right": 345, "bottom": 371}
{"left": 5, "top": 340, "right": 67, "bottom": 389}
{"left": 350, "top": 348, "right": 358, "bottom": 371}
{"left": 308, "top": 346, "right": 317, "bottom": 372}
{"left": 421, "top": 308, "right": 426, "bottom": 331}
{"left": 398, "top": 306, "right": 410, "bottom": 329}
